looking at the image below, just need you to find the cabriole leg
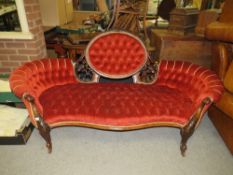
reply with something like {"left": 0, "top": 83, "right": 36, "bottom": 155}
{"left": 180, "top": 117, "right": 198, "bottom": 157}
{"left": 180, "top": 98, "right": 211, "bottom": 156}
{"left": 36, "top": 117, "right": 52, "bottom": 153}
{"left": 23, "top": 93, "right": 52, "bottom": 153}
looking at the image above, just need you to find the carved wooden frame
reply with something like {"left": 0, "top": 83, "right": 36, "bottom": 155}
{"left": 71, "top": 55, "right": 100, "bottom": 83}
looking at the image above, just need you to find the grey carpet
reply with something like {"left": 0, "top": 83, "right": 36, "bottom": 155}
{"left": 0, "top": 115, "right": 232, "bottom": 175}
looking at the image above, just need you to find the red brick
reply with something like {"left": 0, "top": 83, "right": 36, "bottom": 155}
{"left": 39, "top": 51, "right": 47, "bottom": 58}
{"left": 26, "top": 40, "right": 42, "bottom": 48}
{"left": 27, "top": 12, "right": 40, "bottom": 21}
{"left": 32, "top": 34, "right": 39, "bottom": 40}
{"left": 0, "top": 55, "right": 9, "bottom": 60}
{"left": 24, "top": 0, "right": 37, "bottom": 5}
{"left": 5, "top": 42, "right": 25, "bottom": 48}
{"left": 9, "top": 55, "right": 29, "bottom": 61}
{"left": 29, "top": 56, "right": 41, "bottom": 60}
{"left": 1, "top": 61, "right": 20, "bottom": 67}
{"left": 35, "top": 32, "right": 44, "bottom": 39}
{"left": 30, "top": 26, "right": 40, "bottom": 34}
{"left": 18, "top": 49, "right": 39, "bottom": 55}
{"left": 19, "top": 61, "right": 30, "bottom": 65}
{"left": 39, "top": 31, "right": 44, "bottom": 36}
{"left": 40, "top": 45, "right": 46, "bottom": 51}
{"left": 32, "top": 4, "right": 40, "bottom": 12}
{"left": 0, "top": 49, "right": 17, "bottom": 54}
{"left": 0, "top": 68, "right": 11, "bottom": 73}
{"left": 0, "top": 43, "right": 4, "bottom": 48}
{"left": 25, "top": 42, "right": 36, "bottom": 48}
{"left": 28, "top": 21, "right": 34, "bottom": 28}
{"left": 0, "top": 0, "right": 45, "bottom": 73}
{"left": 25, "top": 5, "right": 33, "bottom": 12}
{"left": 36, "top": 19, "right": 42, "bottom": 25}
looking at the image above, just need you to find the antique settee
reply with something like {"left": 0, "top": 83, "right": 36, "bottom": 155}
{"left": 9, "top": 31, "right": 223, "bottom": 156}
{"left": 206, "top": 0, "right": 233, "bottom": 154}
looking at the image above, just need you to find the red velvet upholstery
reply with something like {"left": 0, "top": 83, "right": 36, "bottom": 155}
{"left": 155, "top": 61, "right": 223, "bottom": 107}
{"left": 85, "top": 31, "right": 147, "bottom": 78}
{"left": 10, "top": 58, "right": 223, "bottom": 128}
{"left": 10, "top": 58, "right": 76, "bottom": 98}
{"left": 9, "top": 58, "right": 77, "bottom": 125}
{"left": 39, "top": 83, "right": 195, "bottom": 127}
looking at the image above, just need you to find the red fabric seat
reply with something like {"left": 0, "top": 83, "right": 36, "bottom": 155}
{"left": 39, "top": 83, "right": 195, "bottom": 127}
{"left": 9, "top": 58, "right": 224, "bottom": 129}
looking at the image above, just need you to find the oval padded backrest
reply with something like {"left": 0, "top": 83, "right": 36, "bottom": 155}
{"left": 85, "top": 31, "right": 148, "bottom": 79}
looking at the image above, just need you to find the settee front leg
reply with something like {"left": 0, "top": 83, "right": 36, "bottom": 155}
{"left": 180, "top": 117, "right": 198, "bottom": 157}
{"left": 180, "top": 98, "right": 211, "bottom": 156}
{"left": 23, "top": 93, "right": 52, "bottom": 153}
{"left": 36, "top": 116, "right": 52, "bottom": 153}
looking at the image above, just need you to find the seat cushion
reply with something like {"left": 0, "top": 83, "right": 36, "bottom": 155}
{"left": 39, "top": 83, "right": 196, "bottom": 128}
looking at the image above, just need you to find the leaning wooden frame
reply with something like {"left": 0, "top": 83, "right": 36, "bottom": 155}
{"left": 107, "top": 0, "right": 149, "bottom": 39}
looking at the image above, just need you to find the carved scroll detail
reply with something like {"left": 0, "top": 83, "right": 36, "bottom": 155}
{"left": 138, "top": 60, "right": 159, "bottom": 83}
{"left": 73, "top": 55, "right": 95, "bottom": 82}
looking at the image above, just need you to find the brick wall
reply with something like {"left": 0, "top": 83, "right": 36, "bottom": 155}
{"left": 0, "top": 0, "right": 47, "bottom": 74}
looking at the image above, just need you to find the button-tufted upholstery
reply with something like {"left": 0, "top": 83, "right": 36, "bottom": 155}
{"left": 9, "top": 31, "right": 224, "bottom": 154}
{"left": 9, "top": 58, "right": 77, "bottom": 125}
{"left": 10, "top": 58, "right": 223, "bottom": 129}
{"left": 9, "top": 58, "right": 76, "bottom": 98}
{"left": 85, "top": 31, "right": 147, "bottom": 79}
{"left": 40, "top": 83, "right": 195, "bottom": 127}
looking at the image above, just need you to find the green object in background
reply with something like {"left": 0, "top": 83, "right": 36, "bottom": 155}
{"left": 0, "top": 93, "right": 21, "bottom": 103}
{"left": 0, "top": 74, "right": 9, "bottom": 78}
{"left": 0, "top": 74, "right": 21, "bottom": 103}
